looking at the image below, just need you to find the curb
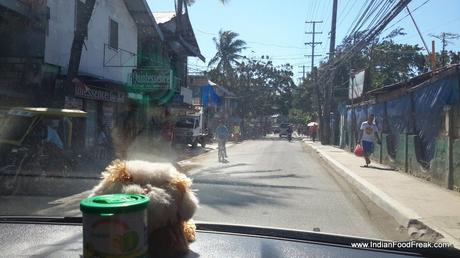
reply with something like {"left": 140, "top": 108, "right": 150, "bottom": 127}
{"left": 302, "top": 140, "right": 460, "bottom": 248}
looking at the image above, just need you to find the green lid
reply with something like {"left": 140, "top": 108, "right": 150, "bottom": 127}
{"left": 80, "top": 194, "right": 150, "bottom": 214}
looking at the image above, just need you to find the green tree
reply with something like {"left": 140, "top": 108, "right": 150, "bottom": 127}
{"left": 310, "top": 28, "right": 429, "bottom": 144}
{"left": 208, "top": 30, "right": 247, "bottom": 83}
{"left": 208, "top": 55, "right": 295, "bottom": 133}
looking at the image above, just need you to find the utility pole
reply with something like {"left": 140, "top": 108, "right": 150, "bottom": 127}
{"left": 305, "top": 21, "right": 323, "bottom": 140}
{"left": 305, "top": 21, "right": 323, "bottom": 72}
{"left": 329, "top": 0, "right": 338, "bottom": 60}
{"left": 322, "top": 0, "right": 338, "bottom": 145}
{"left": 430, "top": 32, "right": 460, "bottom": 66}
{"left": 303, "top": 65, "right": 306, "bottom": 79}
{"left": 298, "top": 65, "right": 307, "bottom": 80}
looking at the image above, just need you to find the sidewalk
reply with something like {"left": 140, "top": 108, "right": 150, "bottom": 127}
{"left": 303, "top": 139, "right": 460, "bottom": 248}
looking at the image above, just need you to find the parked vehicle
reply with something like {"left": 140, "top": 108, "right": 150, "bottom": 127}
{"left": 173, "top": 107, "right": 209, "bottom": 148}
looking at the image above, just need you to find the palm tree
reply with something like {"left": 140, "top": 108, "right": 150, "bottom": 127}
{"left": 208, "top": 30, "right": 247, "bottom": 79}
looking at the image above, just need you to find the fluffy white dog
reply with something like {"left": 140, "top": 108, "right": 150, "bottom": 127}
{"left": 90, "top": 159, "right": 199, "bottom": 257}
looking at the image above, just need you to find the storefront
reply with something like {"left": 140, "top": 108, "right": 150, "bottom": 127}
{"left": 66, "top": 78, "right": 126, "bottom": 148}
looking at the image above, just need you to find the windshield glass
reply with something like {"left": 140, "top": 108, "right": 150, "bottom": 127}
{"left": 176, "top": 117, "right": 196, "bottom": 128}
{"left": 1, "top": 0, "right": 459, "bottom": 252}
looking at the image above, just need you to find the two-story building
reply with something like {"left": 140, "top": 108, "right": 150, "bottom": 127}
{"left": 1, "top": 0, "right": 205, "bottom": 151}
{"left": 127, "top": 10, "right": 205, "bottom": 141}
{"left": 0, "top": 0, "right": 48, "bottom": 106}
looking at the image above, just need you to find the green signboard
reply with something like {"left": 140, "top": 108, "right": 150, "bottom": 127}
{"left": 128, "top": 69, "right": 173, "bottom": 92}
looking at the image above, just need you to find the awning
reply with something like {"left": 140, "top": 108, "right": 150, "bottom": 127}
{"left": 153, "top": 11, "right": 205, "bottom": 62}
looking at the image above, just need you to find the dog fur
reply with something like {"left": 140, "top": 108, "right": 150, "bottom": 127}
{"left": 90, "top": 159, "right": 199, "bottom": 257}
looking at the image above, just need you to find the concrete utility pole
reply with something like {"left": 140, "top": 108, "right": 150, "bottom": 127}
{"left": 328, "top": 0, "right": 338, "bottom": 60}
{"left": 305, "top": 21, "right": 323, "bottom": 72}
{"left": 298, "top": 65, "right": 307, "bottom": 80}
{"left": 305, "top": 20, "right": 323, "bottom": 140}
{"left": 323, "top": 0, "right": 338, "bottom": 145}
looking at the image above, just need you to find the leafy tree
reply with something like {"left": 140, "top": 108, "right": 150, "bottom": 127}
{"left": 208, "top": 30, "right": 247, "bottom": 84}
{"left": 208, "top": 56, "right": 295, "bottom": 133}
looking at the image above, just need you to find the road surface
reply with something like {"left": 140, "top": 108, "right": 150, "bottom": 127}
{"left": 188, "top": 137, "right": 408, "bottom": 240}
{"left": 0, "top": 137, "right": 408, "bottom": 240}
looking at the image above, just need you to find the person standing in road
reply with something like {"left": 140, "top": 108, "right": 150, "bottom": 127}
{"left": 215, "top": 120, "right": 229, "bottom": 159}
{"left": 359, "top": 114, "right": 381, "bottom": 167}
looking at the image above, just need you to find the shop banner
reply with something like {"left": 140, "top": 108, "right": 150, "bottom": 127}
{"left": 65, "top": 96, "right": 84, "bottom": 109}
{"left": 129, "top": 69, "right": 173, "bottom": 92}
{"left": 349, "top": 70, "right": 365, "bottom": 100}
{"left": 75, "top": 84, "right": 125, "bottom": 103}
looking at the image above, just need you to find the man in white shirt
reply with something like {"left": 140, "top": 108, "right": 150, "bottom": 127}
{"left": 359, "top": 114, "right": 381, "bottom": 167}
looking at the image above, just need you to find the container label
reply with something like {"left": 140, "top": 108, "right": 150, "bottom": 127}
{"left": 83, "top": 212, "right": 148, "bottom": 258}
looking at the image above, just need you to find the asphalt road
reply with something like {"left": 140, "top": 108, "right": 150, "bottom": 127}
{"left": 188, "top": 137, "right": 408, "bottom": 240}
{"left": 0, "top": 137, "right": 409, "bottom": 241}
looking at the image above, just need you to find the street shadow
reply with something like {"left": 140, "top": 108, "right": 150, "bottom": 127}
{"left": 194, "top": 179, "right": 316, "bottom": 190}
{"left": 360, "top": 165, "right": 398, "bottom": 171}
{"left": 244, "top": 173, "right": 304, "bottom": 180}
{"left": 194, "top": 163, "right": 250, "bottom": 175}
{"left": 225, "top": 169, "right": 282, "bottom": 175}
{"left": 194, "top": 175, "right": 318, "bottom": 213}
{"left": 194, "top": 181, "right": 294, "bottom": 213}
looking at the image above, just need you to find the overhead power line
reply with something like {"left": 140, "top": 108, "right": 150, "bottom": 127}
{"left": 382, "top": 0, "right": 430, "bottom": 33}
{"left": 317, "top": 0, "right": 413, "bottom": 82}
{"left": 195, "top": 28, "right": 306, "bottom": 50}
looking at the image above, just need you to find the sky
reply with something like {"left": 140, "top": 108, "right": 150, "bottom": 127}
{"left": 147, "top": 0, "right": 460, "bottom": 83}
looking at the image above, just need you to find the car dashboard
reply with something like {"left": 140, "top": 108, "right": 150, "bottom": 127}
{"left": 0, "top": 218, "right": 456, "bottom": 258}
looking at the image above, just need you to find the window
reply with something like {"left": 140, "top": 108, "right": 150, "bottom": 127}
{"left": 109, "top": 18, "right": 118, "bottom": 49}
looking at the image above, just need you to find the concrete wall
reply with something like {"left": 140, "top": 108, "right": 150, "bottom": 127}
{"left": 45, "top": 0, "right": 137, "bottom": 83}
{"left": 407, "top": 135, "right": 428, "bottom": 179}
{"left": 430, "top": 137, "right": 449, "bottom": 186}
{"left": 453, "top": 139, "right": 460, "bottom": 191}
{"left": 375, "top": 133, "right": 457, "bottom": 189}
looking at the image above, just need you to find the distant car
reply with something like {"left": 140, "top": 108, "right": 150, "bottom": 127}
{"left": 279, "top": 123, "right": 291, "bottom": 138}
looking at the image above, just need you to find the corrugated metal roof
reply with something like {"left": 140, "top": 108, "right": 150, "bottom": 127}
{"left": 153, "top": 11, "right": 177, "bottom": 24}
{"left": 152, "top": 11, "right": 204, "bottom": 61}
{"left": 368, "top": 64, "right": 460, "bottom": 96}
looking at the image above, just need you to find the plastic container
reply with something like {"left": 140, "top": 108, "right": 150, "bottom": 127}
{"left": 80, "top": 194, "right": 150, "bottom": 258}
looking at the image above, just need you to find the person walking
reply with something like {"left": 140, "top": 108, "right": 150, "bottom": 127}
{"left": 359, "top": 114, "right": 381, "bottom": 167}
{"left": 310, "top": 124, "right": 318, "bottom": 142}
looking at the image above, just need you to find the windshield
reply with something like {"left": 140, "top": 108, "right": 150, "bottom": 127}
{"left": 280, "top": 123, "right": 290, "bottom": 128}
{"left": 176, "top": 117, "right": 196, "bottom": 128}
{"left": 1, "top": 0, "right": 459, "bottom": 252}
